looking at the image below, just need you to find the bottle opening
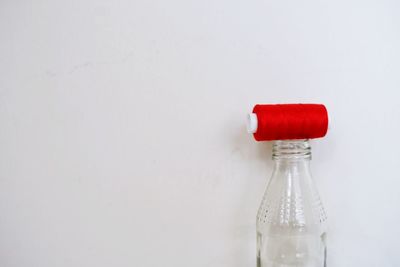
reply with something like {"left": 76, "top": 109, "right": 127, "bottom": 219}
{"left": 272, "top": 139, "right": 311, "bottom": 160}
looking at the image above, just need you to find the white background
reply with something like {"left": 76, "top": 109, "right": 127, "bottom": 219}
{"left": 1, "top": 0, "right": 400, "bottom": 266}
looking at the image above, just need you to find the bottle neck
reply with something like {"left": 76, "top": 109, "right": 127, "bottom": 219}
{"left": 272, "top": 139, "right": 311, "bottom": 161}
{"left": 272, "top": 139, "right": 312, "bottom": 179}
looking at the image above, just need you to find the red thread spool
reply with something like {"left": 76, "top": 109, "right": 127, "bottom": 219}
{"left": 249, "top": 104, "right": 328, "bottom": 141}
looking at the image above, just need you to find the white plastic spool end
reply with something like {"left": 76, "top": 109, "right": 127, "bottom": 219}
{"left": 246, "top": 113, "right": 258, "bottom": 134}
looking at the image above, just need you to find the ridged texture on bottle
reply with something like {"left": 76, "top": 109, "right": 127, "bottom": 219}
{"left": 257, "top": 181, "right": 327, "bottom": 227}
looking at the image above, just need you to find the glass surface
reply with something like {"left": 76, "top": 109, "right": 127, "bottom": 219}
{"left": 256, "top": 140, "right": 327, "bottom": 267}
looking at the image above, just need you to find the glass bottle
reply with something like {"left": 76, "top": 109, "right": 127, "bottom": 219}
{"left": 256, "top": 139, "right": 327, "bottom": 267}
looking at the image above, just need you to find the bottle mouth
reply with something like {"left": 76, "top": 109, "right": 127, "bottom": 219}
{"left": 272, "top": 139, "right": 311, "bottom": 160}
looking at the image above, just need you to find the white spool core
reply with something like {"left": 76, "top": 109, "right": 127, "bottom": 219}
{"left": 246, "top": 113, "right": 258, "bottom": 134}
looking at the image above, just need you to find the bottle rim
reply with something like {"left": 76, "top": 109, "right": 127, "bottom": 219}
{"left": 272, "top": 139, "right": 311, "bottom": 160}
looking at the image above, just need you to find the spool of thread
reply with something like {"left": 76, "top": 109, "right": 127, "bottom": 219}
{"left": 247, "top": 104, "right": 328, "bottom": 141}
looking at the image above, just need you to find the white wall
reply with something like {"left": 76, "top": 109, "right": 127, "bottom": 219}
{"left": 1, "top": 0, "right": 400, "bottom": 266}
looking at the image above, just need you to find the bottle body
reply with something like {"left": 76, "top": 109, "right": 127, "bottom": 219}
{"left": 256, "top": 140, "right": 327, "bottom": 267}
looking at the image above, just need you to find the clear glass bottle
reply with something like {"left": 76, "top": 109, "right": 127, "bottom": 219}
{"left": 256, "top": 139, "right": 327, "bottom": 267}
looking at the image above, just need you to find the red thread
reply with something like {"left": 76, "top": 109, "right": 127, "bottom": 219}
{"left": 253, "top": 104, "right": 328, "bottom": 141}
